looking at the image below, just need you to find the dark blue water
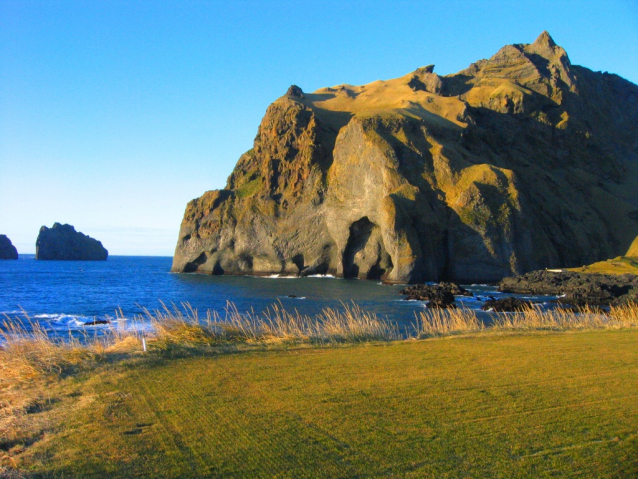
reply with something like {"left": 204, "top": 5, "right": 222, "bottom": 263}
{"left": 0, "top": 255, "right": 553, "bottom": 334}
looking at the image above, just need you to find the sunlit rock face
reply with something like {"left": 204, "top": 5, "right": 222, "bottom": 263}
{"left": 172, "top": 32, "right": 638, "bottom": 283}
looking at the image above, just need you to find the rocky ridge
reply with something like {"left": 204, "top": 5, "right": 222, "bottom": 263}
{"left": 36, "top": 223, "right": 108, "bottom": 261}
{"left": 173, "top": 32, "right": 638, "bottom": 283}
{"left": 0, "top": 235, "right": 18, "bottom": 260}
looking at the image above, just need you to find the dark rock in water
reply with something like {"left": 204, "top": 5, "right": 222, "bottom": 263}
{"left": 0, "top": 235, "right": 18, "bottom": 260}
{"left": 36, "top": 223, "right": 108, "bottom": 261}
{"left": 500, "top": 270, "right": 638, "bottom": 306}
{"left": 84, "top": 319, "right": 110, "bottom": 326}
{"left": 399, "top": 282, "right": 469, "bottom": 308}
{"left": 401, "top": 282, "right": 471, "bottom": 298}
{"left": 482, "top": 297, "right": 533, "bottom": 312}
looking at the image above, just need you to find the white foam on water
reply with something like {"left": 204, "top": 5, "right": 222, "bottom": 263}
{"left": 21, "top": 313, "right": 120, "bottom": 330}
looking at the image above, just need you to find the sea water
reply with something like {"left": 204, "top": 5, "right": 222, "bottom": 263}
{"left": 0, "top": 255, "right": 556, "bottom": 335}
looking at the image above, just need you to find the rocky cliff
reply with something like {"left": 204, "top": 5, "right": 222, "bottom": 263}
{"left": 0, "top": 235, "right": 18, "bottom": 260}
{"left": 172, "top": 32, "right": 638, "bottom": 283}
{"left": 36, "top": 223, "right": 108, "bottom": 261}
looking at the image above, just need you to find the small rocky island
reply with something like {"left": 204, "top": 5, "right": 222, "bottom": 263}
{"left": 0, "top": 235, "right": 18, "bottom": 260}
{"left": 36, "top": 223, "right": 108, "bottom": 261}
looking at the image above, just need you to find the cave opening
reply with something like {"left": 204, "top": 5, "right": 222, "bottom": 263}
{"left": 342, "top": 217, "right": 393, "bottom": 279}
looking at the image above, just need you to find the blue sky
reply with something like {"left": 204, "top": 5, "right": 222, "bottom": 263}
{"left": 1, "top": 0, "right": 637, "bottom": 256}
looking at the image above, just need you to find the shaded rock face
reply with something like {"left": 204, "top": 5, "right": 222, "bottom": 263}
{"left": 36, "top": 223, "right": 108, "bottom": 261}
{"left": 0, "top": 235, "right": 18, "bottom": 260}
{"left": 173, "top": 32, "right": 638, "bottom": 283}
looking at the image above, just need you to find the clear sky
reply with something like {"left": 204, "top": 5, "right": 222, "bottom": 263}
{"left": 1, "top": 0, "right": 637, "bottom": 256}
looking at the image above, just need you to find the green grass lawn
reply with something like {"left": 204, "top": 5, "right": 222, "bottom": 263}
{"left": 24, "top": 330, "right": 638, "bottom": 478}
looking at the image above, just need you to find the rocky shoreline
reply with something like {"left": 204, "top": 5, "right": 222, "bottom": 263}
{"left": 399, "top": 270, "right": 638, "bottom": 310}
{"left": 499, "top": 270, "right": 638, "bottom": 307}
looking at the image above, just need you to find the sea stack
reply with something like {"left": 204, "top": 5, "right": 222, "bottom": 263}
{"left": 36, "top": 223, "right": 108, "bottom": 261}
{"left": 0, "top": 235, "right": 18, "bottom": 260}
{"left": 172, "top": 32, "right": 638, "bottom": 283}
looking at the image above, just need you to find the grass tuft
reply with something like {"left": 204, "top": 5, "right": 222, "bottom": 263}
{"left": 415, "top": 307, "right": 483, "bottom": 338}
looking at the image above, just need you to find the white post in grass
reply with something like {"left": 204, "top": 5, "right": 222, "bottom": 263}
{"left": 142, "top": 337, "right": 147, "bottom": 352}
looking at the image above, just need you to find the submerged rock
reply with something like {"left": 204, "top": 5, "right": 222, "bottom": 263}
{"left": 500, "top": 270, "right": 638, "bottom": 306}
{"left": 36, "top": 223, "right": 108, "bottom": 261}
{"left": 84, "top": 319, "right": 110, "bottom": 326}
{"left": 172, "top": 32, "right": 638, "bottom": 283}
{"left": 481, "top": 297, "right": 533, "bottom": 312}
{"left": 0, "top": 235, "right": 18, "bottom": 260}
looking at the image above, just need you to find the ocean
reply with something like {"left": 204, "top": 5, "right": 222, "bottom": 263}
{"left": 0, "top": 255, "right": 554, "bottom": 335}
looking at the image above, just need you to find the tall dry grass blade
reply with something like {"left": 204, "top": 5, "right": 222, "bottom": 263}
{"left": 415, "top": 308, "right": 483, "bottom": 338}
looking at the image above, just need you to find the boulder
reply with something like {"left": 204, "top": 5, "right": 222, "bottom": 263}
{"left": 285, "top": 85, "right": 305, "bottom": 98}
{"left": 481, "top": 297, "right": 533, "bottom": 312}
{"left": 36, "top": 223, "right": 108, "bottom": 261}
{"left": 0, "top": 235, "right": 18, "bottom": 260}
{"left": 399, "top": 282, "right": 470, "bottom": 308}
{"left": 172, "top": 32, "right": 638, "bottom": 283}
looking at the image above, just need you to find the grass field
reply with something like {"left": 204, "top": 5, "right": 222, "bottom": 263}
{"left": 9, "top": 329, "right": 638, "bottom": 478}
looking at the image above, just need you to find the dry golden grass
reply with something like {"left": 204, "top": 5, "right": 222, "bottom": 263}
{"left": 413, "top": 303, "right": 638, "bottom": 338}
{"left": 2, "top": 302, "right": 638, "bottom": 476}
{"left": 415, "top": 307, "right": 484, "bottom": 338}
{"left": 3, "top": 302, "right": 638, "bottom": 383}
{"left": 493, "top": 303, "right": 638, "bottom": 331}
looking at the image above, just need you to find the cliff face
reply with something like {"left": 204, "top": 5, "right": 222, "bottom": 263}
{"left": 0, "top": 235, "right": 18, "bottom": 260}
{"left": 172, "top": 32, "right": 638, "bottom": 283}
{"left": 36, "top": 223, "right": 108, "bottom": 261}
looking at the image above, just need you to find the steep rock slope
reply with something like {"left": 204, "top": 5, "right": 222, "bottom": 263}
{"left": 36, "top": 223, "right": 108, "bottom": 261}
{"left": 173, "top": 32, "right": 638, "bottom": 283}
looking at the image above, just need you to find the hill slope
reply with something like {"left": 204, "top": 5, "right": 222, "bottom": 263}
{"left": 172, "top": 32, "right": 638, "bottom": 283}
